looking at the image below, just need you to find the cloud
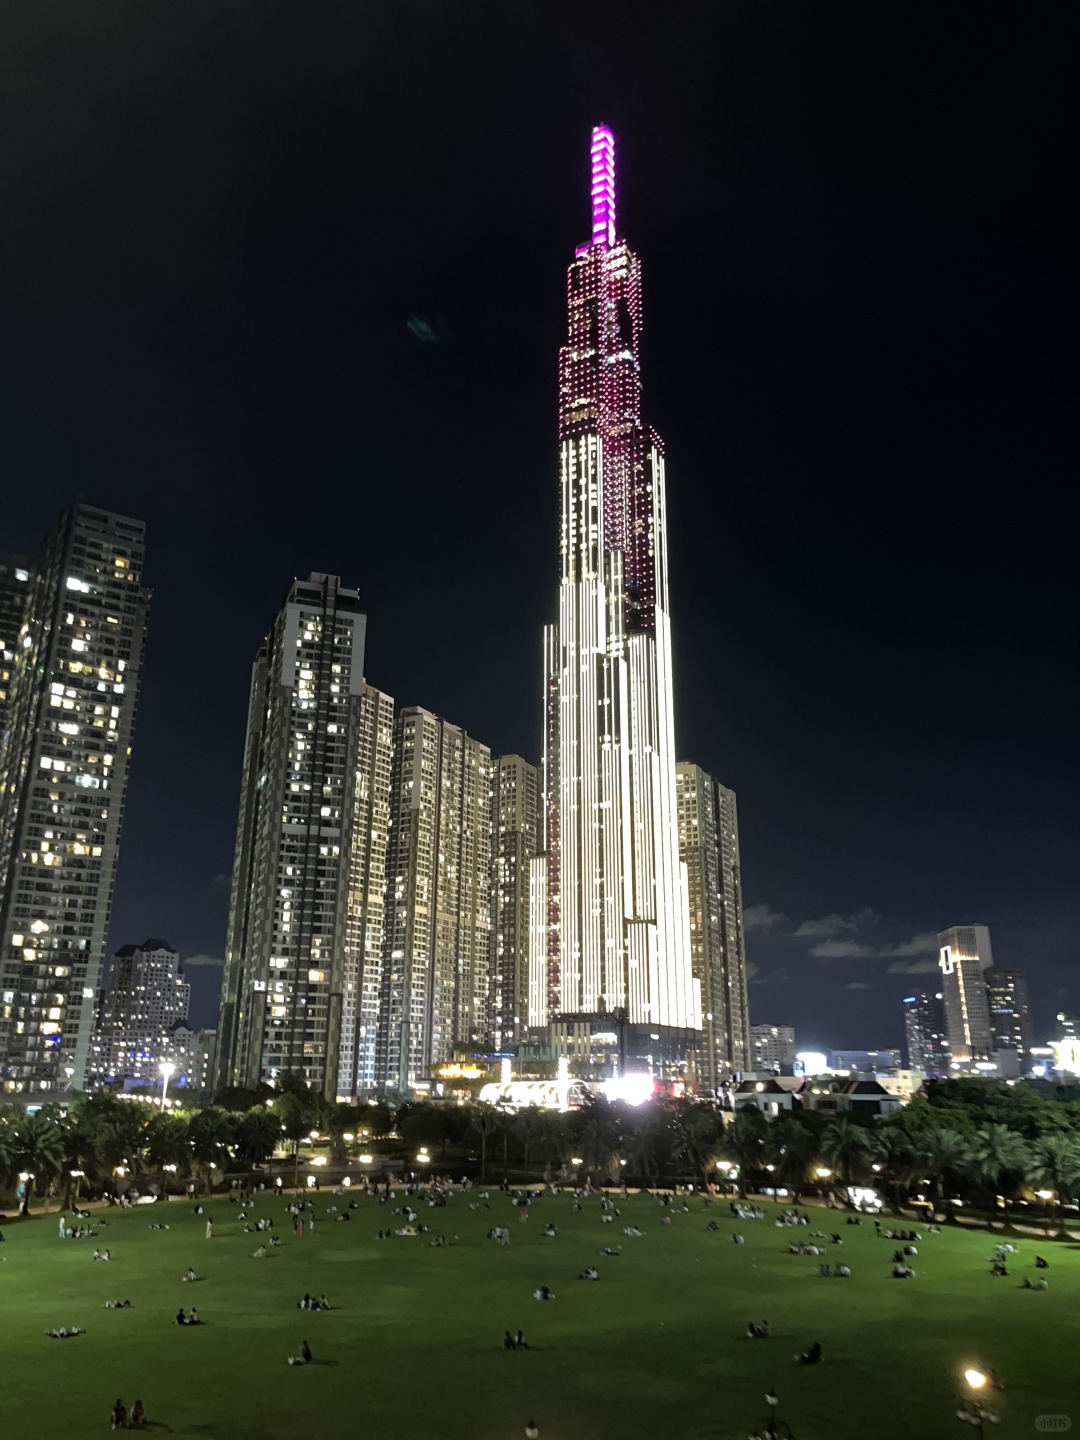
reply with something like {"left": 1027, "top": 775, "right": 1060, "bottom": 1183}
{"left": 844, "top": 981, "right": 872, "bottom": 991}
{"left": 750, "top": 967, "right": 791, "bottom": 988}
{"left": 792, "top": 909, "right": 878, "bottom": 940}
{"left": 886, "top": 957, "right": 940, "bottom": 974}
{"left": 184, "top": 953, "right": 225, "bottom": 968}
{"left": 811, "top": 930, "right": 939, "bottom": 962}
{"left": 743, "top": 903, "right": 789, "bottom": 933}
{"left": 745, "top": 961, "right": 759, "bottom": 981}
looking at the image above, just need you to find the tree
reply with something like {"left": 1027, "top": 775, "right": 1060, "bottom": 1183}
{"left": 187, "top": 1108, "right": 234, "bottom": 1193}
{"left": 673, "top": 1102, "right": 724, "bottom": 1184}
{"left": 11, "top": 1110, "right": 66, "bottom": 1213}
{"left": 324, "top": 1104, "right": 362, "bottom": 1164}
{"left": 820, "top": 1117, "right": 874, "bottom": 1186}
{"left": 967, "top": 1123, "right": 1032, "bottom": 1202}
{"left": 766, "top": 1115, "right": 818, "bottom": 1201}
{"left": 468, "top": 1103, "right": 501, "bottom": 1180}
{"left": 720, "top": 1110, "right": 769, "bottom": 1194}
{"left": 1027, "top": 1134, "right": 1080, "bottom": 1232}
{"left": 871, "top": 1126, "right": 923, "bottom": 1214}
{"left": 143, "top": 1114, "right": 191, "bottom": 1193}
{"left": 575, "top": 1102, "right": 623, "bottom": 1180}
{"left": 234, "top": 1108, "right": 281, "bottom": 1170}
{"left": 276, "top": 1093, "right": 316, "bottom": 1187}
{"left": 918, "top": 1127, "right": 970, "bottom": 1215}
{"left": 513, "top": 1106, "right": 545, "bottom": 1168}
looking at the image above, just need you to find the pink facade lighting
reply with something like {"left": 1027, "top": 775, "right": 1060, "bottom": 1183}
{"left": 590, "top": 125, "right": 616, "bottom": 250}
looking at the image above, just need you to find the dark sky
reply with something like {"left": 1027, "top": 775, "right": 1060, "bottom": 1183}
{"left": 3, "top": 3, "right": 1075, "bottom": 1047}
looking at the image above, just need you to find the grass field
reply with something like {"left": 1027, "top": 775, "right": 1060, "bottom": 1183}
{"left": 1, "top": 1188, "right": 1076, "bottom": 1439}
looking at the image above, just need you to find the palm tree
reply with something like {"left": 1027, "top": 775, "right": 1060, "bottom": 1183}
{"left": 11, "top": 1110, "right": 66, "bottom": 1214}
{"left": 1027, "top": 1134, "right": 1080, "bottom": 1233}
{"left": 187, "top": 1108, "right": 234, "bottom": 1193}
{"left": 918, "top": 1128, "right": 970, "bottom": 1217}
{"left": 576, "top": 1103, "right": 623, "bottom": 1180}
{"left": 234, "top": 1108, "right": 281, "bottom": 1171}
{"left": 820, "top": 1117, "right": 873, "bottom": 1186}
{"left": 720, "top": 1110, "right": 769, "bottom": 1194}
{"left": 468, "top": 1103, "right": 501, "bottom": 1180}
{"left": 968, "top": 1123, "right": 1032, "bottom": 1202}
{"left": 674, "top": 1104, "right": 724, "bottom": 1184}
{"left": 871, "top": 1127, "right": 923, "bottom": 1214}
{"left": 766, "top": 1116, "right": 818, "bottom": 1201}
{"left": 144, "top": 1115, "right": 192, "bottom": 1195}
{"left": 276, "top": 1093, "right": 315, "bottom": 1187}
{"left": 513, "top": 1106, "right": 545, "bottom": 1169}
{"left": 622, "top": 1110, "right": 664, "bottom": 1186}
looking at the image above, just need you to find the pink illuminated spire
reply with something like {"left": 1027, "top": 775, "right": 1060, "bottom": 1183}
{"left": 590, "top": 124, "right": 616, "bottom": 249}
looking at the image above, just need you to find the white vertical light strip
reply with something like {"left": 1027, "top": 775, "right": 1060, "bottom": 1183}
{"left": 527, "top": 855, "right": 548, "bottom": 1025}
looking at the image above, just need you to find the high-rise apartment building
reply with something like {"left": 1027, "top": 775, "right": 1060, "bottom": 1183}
{"left": 531, "top": 126, "right": 697, "bottom": 1043}
{"left": 902, "top": 991, "right": 950, "bottom": 1075}
{"left": 0, "top": 555, "right": 33, "bottom": 734}
{"left": 216, "top": 573, "right": 375, "bottom": 1101}
{"left": 0, "top": 505, "right": 149, "bottom": 1094}
{"left": 985, "top": 966, "right": 1033, "bottom": 1058}
{"left": 750, "top": 1023, "right": 795, "bottom": 1071}
{"left": 491, "top": 755, "right": 539, "bottom": 1053}
{"left": 90, "top": 937, "right": 190, "bottom": 1082}
{"left": 675, "top": 763, "right": 751, "bottom": 1087}
{"left": 937, "top": 924, "right": 994, "bottom": 1059}
{"left": 377, "top": 707, "right": 493, "bottom": 1094}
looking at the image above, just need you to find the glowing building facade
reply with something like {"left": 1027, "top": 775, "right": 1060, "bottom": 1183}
{"left": 937, "top": 924, "right": 994, "bottom": 1060}
{"left": 216, "top": 573, "right": 380, "bottom": 1101}
{"left": 675, "top": 763, "right": 751, "bottom": 1086}
{"left": 491, "top": 755, "right": 539, "bottom": 1052}
{"left": 376, "top": 708, "right": 494, "bottom": 1094}
{"left": 0, "top": 504, "right": 149, "bottom": 1094}
{"left": 90, "top": 938, "right": 190, "bottom": 1083}
{"left": 531, "top": 126, "right": 697, "bottom": 1040}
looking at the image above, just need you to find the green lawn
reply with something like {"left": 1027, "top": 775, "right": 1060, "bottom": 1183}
{"left": 1, "top": 1189, "right": 1075, "bottom": 1439}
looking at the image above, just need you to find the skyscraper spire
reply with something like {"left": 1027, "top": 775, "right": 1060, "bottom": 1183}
{"left": 590, "top": 124, "right": 616, "bottom": 250}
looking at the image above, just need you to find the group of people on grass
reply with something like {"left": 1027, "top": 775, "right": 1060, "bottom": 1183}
{"left": 110, "top": 1397, "right": 147, "bottom": 1429}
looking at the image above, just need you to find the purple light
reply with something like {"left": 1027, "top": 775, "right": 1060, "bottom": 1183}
{"left": 590, "top": 124, "right": 615, "bottom": 250}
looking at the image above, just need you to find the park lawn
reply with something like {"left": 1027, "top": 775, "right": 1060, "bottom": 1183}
{"left": 0, "top": 1190, "right": 1076, "bottom": 1440}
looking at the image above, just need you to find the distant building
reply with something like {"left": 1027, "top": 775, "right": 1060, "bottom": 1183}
{"left": 938, "top": 924, "right": 994, "bottom": 1059}
{"left": 675, "top": 763, "right": 751, "bottom": 1088}
{"left": 376, "top": 707, "right": 494, "bottom": 1094}
{"left": 0, "top": 504, "right": 150, "bottom": 1095}
{"left": 91, "top": 938, "right": 190, "bottom": 1083}
{"left": 491, "top": 755, "right": 539, "bottom": 1053}
{"left": 985, "top": 967, "right": 1033, "bottom": 1057}
{"left": 215, "top": 573, "right": 376, "bottom": 1102}
{"left": 750, "top": 1023, "right": 795, "bottom": 1072}
{"left": 828, "top": 1048, "right": 902, "bottom": 1074}
{"left": 903, "top": 991, "right": 950, "bottom": 1075}
{"left": 168, "top": 1024, "right": 218, "bottom": 1093}
{"left": 799, "top": 1076, "right": 902, "bottom": 1117}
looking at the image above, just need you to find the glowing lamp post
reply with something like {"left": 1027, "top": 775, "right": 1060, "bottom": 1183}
{"left": 957, "top": 1367, "right": 1000, "bottom": 1437}
{"left": 159, "top": 1060, "right": 176, "bottom": 1110}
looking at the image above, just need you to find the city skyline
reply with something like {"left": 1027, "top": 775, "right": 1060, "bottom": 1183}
{"left": 2, "top": 9, "right": 1073, "bottom": 1051}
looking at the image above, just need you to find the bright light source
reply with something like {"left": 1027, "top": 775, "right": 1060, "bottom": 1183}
{"left": 815, "top": 1167, "right": 831, "bottom": 1179}
{"left": 716, "top": 1160, "right": 732, "bottom": 1172}
{"left": 160, "top": 1061, "right": 176, "bottom": 1078}
{"left": 964, "top": 1369, "right": 987, "bottom": 1390}
{"left": 311, "top": 1155, "right": 327, "bottom": 1167}
{"left": 603, "top": 1073, "right": 654, "bottom": 1106}
{"left": 1036, "top": 1189, "right": 1054, "bottom": 1200}
{"left": 343, "top": 1133, "right": 355, "bottom": 1142}
{"left": 572, "top": 1158, "right": 583, "bottom": 1166}
{"left": 416, "top": 1153, "right": 430, "bottom": 1164}
{"left": 359, "top": 1154, "right": 373, "bottom": 1164}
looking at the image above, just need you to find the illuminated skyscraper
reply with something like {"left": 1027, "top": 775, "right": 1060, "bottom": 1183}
{"left": 902, "top": 990, "right": 950, "bottom": 1075}
{"left": 216, "top": 573, "right": 386, "bottom": 1101}
{"left": 0, "top": 504, "right": 149, "bottom": 1094}
{"left": 937, "top": 924, "right": 994, "bottom": 1060}
{"left": 90, "top": 938, "right": 190, "bottom": 1083}
{"left": 492, "top": 755, "right": 539, "bottom": 1052}
{"left": 675, "top": 764, "right": 751, "bottom": 1086}
{"left": 376, "top": 708, "right": 494, "bottom": 1094}
{"left": 0, "top": 554, "right": 33, "bottom": 736}
{"left": 531, "top": 126, "right": 697, "bottom": 1041}
{"left": 985, "top": 966, "right": 1033, "bottom": 1058}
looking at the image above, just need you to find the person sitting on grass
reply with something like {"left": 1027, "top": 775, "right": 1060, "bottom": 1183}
{"left": 795, "top": 1341, "right": 823, "bottom": 1365}
{"left": 515, "top": 1330, "right": 528, "bottom": 1350}
{"left": 601, "top": 1246, "right": 622, "bottom": 1257}
{"left": 990, "top": 1259, "right": 1008, "bottom": 1277}
{"left": 130, "top": 1398, "right": 147, "bottom": 1428}
{"left": 543, "top": 1223, "right": 558, "bottom": 1237}
{"left": 252, "top": 1245, "right": 267, "bottom": 1259}
{"left": 188, "top": 1308, "right": 200, "bottom": 1325}
{"left": 1022, "top": 1276, "right": 1049, "bottom": 1291}
{"left": 110, "top": 1399, "right": 127, "bottom": 1430}
{"left": 104, "top": 1299, "right": 132, "bottom": 1309}
{"left": 747, "top": 1320, "right": 770, "bottom": 1339}
{"left": 1035, "top": 1256, "right": 1049, "bottom": 1270}
{"left": 818, "top": 1263, "right": 831, "bottom": 1277}
{"left": 533, "top": 1285, "right": 555, "bottom": 1301}
{"left": 834, "top": 1264, "right": 851, "bottom": 1278}
{"left": 176, "top": 1308, "right": 187, "bottom": 1325}
{"left": 578, "top": 1267, "right": 599, "bottom": 1281}
{"left": 288, "top": 1339, "right": 314, "bottom": 1366}
{"left": 183, "top": 1267, "right": 198, "bottom": 1283}
{"left": 503, "top": 1330, "right": 516, "bottom": 1349}
{"left": 93, "top": 1249, "right": 111, "bottom": 1262}
{"left": 892, "top": 1263, "right": 916, "bottom": 1279}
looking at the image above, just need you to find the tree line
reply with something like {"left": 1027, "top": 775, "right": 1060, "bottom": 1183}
{"left": 3, "top": 1076, "right": 1079, "bottom": 1223}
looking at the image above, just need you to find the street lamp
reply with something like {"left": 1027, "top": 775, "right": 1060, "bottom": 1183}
{"left": 160, "top": 1060, "right": 176, "bottom": 1110}
{"left": 815, "top": 1167, "right": 831, "bottom": 1179}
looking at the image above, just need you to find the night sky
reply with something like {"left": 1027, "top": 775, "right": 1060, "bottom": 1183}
{"left": 3, "top": 4, "right": 1075, "bottom": 1049}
